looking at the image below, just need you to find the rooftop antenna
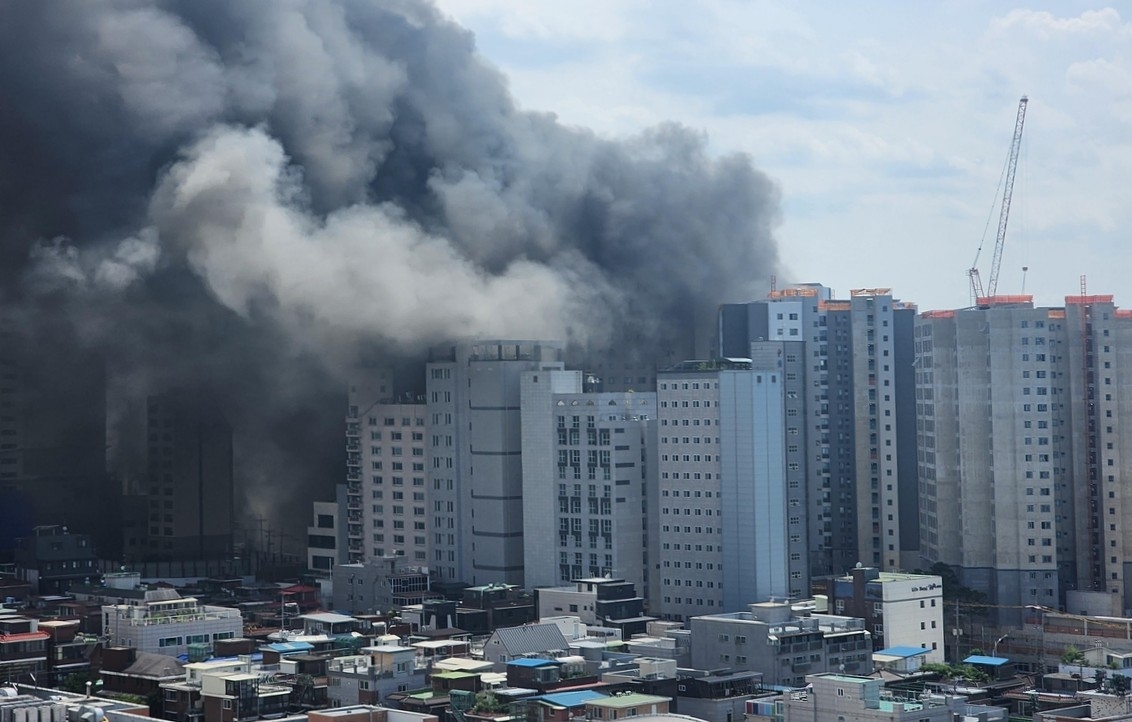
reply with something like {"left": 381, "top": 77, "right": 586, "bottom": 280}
{"left": 1021, "top": 266, "right": 1029, "bottom": 294}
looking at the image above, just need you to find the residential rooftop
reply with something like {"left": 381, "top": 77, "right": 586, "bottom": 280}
{"left": 587, "top": 693, "right": 669, "bottom": 709}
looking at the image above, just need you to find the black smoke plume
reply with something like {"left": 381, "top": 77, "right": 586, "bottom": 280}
{"left": 0, "top": 0, "right": 781, "bottom": 538}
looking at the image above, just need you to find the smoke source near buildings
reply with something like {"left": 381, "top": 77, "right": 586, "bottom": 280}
{"left": 0, "top": 0, "right": 782, "bottom": 529}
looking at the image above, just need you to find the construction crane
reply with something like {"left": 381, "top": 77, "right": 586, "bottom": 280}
{"left": 969, "top": 95, "right": 1029, "bottom": 303}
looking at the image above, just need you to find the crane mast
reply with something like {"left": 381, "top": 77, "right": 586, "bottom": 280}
{"left": 969, "top": 95, "right": 1028, "bottom": 303}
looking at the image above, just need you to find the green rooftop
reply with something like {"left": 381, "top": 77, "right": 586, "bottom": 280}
{"left": 586, "top": 694, "right": 668, "bottom": 709}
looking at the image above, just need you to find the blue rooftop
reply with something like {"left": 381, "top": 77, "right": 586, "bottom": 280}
{"left": 877, "top": 646, "right": 931, "bottom": 658}
{"left": 507, "top": 657, "right": 559, "bottom": 668}
{"left": 265, "top": 641, "right": 314, "bottom": 653}
{"left": 539, "top": 691, "right": 607, "bottom": 708}
{"left": 964, "top": 655, "right": 1009, "bottom": 666}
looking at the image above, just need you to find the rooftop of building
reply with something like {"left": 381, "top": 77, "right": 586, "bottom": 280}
{"left": 300, "top": 612, "right": 357, "bottom": 624}
{"left": 838, "top": 570, "right": 941, "bottom": 583}
{"left": 661, "top": 359, "right": 752, "bottom": 373}
{"left": 507, "top": 658, "right": 560, "bottom": 668}
{"left": 586, "top": 693, "right": 669, "bottom": 709}
{"left": 536, "top": 690, "right": 608, "bottom": 707}
{"left": 875, "top": 647, "right": 931, "bottom": 660}
{"left": 964, "top": 655, "right": 1009, "bottom": 667}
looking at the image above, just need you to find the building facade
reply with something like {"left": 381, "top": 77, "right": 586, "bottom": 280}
{"left": 345, "top": 368, "right": 430, "bottom": 566}
{"left": 688, "top": 602, "right": 872, "bottom": 688}
{"left": 520, "top": 369, "right": 656, "bottom": 593}
{"left": 425, "top": 341, "right": 565, "bottom": 587}
{"left": 718, "top": 286, "right": 918, "bottom": 578}
{"left": 331, "top": 556, "right": 432, "bottom": 614}
{"left": 102, "top": 588, "right": 242, "bottom": 658}
{"left": 144, "top": 391, "right": 234, "bottom": 560}
{"left": 916, "top": 293, "right": 1132, "bottom": 619}
{"left": 308, "top": 491, "right": 348, "bottom": 576}
{"left": 654, "top": 359, "right": 796, "bottom": 620}
{"left": 824, "top": 566, "right": 944, "bottom": 663}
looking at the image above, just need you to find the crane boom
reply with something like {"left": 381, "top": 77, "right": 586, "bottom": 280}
{"left": 968, "top": 95, "right": 1028, "bottom": 304}
{"left": 986, "top": 95, "right": 1028, "bottom": 298}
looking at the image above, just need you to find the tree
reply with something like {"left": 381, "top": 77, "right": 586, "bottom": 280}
{"left": 1062, "top": 645, "right": 1086, "bottom": 665}
{"left": 1112, "top": 674, "right": 1130, "bottom": 697}
{"left": 60, "top": 673, "right": 93, "bottom": 694}
{"left": 472, "top": 691, "right": 505, "bottom": 714}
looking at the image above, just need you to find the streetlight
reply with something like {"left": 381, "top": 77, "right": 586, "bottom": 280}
{"left": 993, "top": 634, "right": 1009, "bottom": 659}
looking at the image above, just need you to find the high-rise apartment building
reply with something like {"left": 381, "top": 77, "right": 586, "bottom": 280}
{"left": 519, "top": 369, "right": 656, "bottom": 594}
{"left": 144, "top": 391, "right": 234, "bottom": 559}
{"left": 0, "top": 317, "right": 114, "bottom": 553}
{"left": 653, "top": 358, "right": 797, "bottom": 620}
{"left": 425, "top": 341, "right": 565, "bottom": 587}
{"left": 345, "top": 370, "right": 429, "bottom": 566}
{"left": 360, "top": 404, "right": 428, "bottom": 565}
{"left": 917, "top": 292, "right": 1132, "bottom": 620}
{"left": 718, "top": 286, "right": 918, "bottom": 576}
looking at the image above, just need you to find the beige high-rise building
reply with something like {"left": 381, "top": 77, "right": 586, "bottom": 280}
{"left": 917, "top": 292, "right": 1132, "bottom": 621}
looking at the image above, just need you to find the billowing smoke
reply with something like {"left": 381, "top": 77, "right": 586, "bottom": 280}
{"left": 0, "top": 0, "right": 781, "bottom": 539}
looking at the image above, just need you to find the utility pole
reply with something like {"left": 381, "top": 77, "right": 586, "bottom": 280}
{"left": 952, "top": 599, "right": 962, "bottom": 665}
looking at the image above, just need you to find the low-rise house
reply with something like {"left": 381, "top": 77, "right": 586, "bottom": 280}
{"left": 513, "top": 690, "right": 607, "bottom": 722}
{"left": 200, "top": 671, "right": 291, "bottom": 722}
{"left": 308, "top": 706, "right": 438, "bottom": 722}
{"left": 40, "top": 619, "right": 91, "bottom": 686}
{"left": 301, "top": 613, "right": 364, "bottom": 637}
{"left": 160, "top": 658, "right": 257, "bottom": 722}
{"left": 673, "top": 670, "right": 762, "bottom": 722}
{"left": 458, "top": 585, "right": 537, "bottom": 634}
{"left": 327, "top": 645, "right": 427, "bottom": 708}
{"left": 536, "top": 579, "right": 654, "bottom": 640}
{"left": 584, "top": 693, "right": 669, "bottom": 720}
{"left": 99, "top": 646, "right": 184, "bottom": 702}
{"left": 689, "top": 602, "right": 872, "bottom": 688}
{"left": 332, "top": 558, "right": 432, "bottom": 615}
{"left": 483, "top": 624, "right": 570, "bottom": 670}
{"left": 0, "top": 614, "right": 48, "bottom": 680}
{"left": 778, "top": 673, "right": 990, "bottom": 722}
{"left": 872, "top": 646, "right": 931, "bottom": 675}
{"left": 505, "top": 658, "right": 596, "bottom": 694}
{"left": 1036, "top": 690, "right": 1132, "bottom": 722}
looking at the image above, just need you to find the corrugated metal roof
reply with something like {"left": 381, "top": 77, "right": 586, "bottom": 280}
{"left": 264, "top": 641, "right": 314, "bottom": 653}
{"left": 875, "top": 646, "right": 930, "bottom": 658}
{"left": 539, "top": 690, "right": 606, "bottom": 708}
{"left": 507, "top": 657, "right": 559, "bottom": 668}
{"left": 492, "top": 624, "right": 570, "bottom": 656}
{"left": 963, "top": 655, "right": 1009, "bottom": 666}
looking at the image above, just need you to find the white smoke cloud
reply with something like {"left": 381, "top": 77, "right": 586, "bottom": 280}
{"left": 28, "top": 229, "right": 160, "bottom": 292}
{"left": 149, "top": 125, "right": 614, "bottom": 348}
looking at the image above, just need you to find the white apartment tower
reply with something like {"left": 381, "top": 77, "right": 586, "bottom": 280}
{"left": 425, "top": 341, "right": 565, "bottom": 587}
{"left": 917, "top": 292, "right": 1132, "bottom": 620}
{"left": 345, "top": 369, "right": 429, "bottom": 565}
{"left": 519, "top": 369, "right": 657, "bottom": 594}
{"left": 654, "top": 359, "right": 795, "bottom": 620}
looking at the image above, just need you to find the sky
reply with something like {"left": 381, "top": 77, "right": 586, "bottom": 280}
{"left": 431, "top": 0, "right": 1132, "bottom": 312}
